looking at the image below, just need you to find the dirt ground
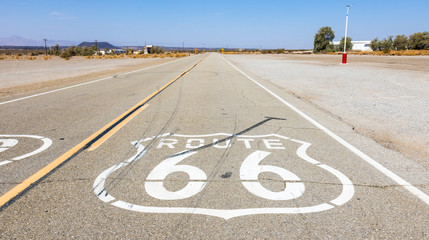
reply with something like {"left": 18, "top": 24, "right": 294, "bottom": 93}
{"left": 226, "top": 54, "right": 429, "bottom": 169}
{"left": 0, "top": 56, "right": 177, "bottom": 97}
{"left": 265, "top": 54, "right": 429, "bottom": 73}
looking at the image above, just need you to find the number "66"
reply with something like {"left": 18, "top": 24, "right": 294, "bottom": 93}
{"left": 145, "top": 150, "right": 305, "bottom": 201}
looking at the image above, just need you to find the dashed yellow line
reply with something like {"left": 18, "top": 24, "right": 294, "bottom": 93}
{"left": 0, "top": 55, "right": 208, "bottom": 209}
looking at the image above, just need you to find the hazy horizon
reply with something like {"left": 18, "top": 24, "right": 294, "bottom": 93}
{"left": 1, "top": 0, "right": 428, "bottom": 49}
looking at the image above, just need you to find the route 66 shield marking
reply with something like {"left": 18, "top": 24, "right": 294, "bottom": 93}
{"left": 0, "top": 135, "right": 52, "bottom": 166}
{"left": 93, "top": 133, "right": 354, "bottom": 220}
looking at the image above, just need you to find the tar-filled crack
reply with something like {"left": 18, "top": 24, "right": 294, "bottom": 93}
{"left": 24, "top": 177, "right": 427, "bottom": 190}
{"left": 99, "top": 63, "right": 190, "bottom": 194}
{"left": 167, "top": 116, "right": 286, "bottom": 159}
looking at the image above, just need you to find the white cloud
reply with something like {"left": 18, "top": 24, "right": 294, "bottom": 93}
{"left": 50, "top": 11, "right": 65, "bottom": 16}
{"left": 50, "top": 11, "right": 76, "bottom": 20}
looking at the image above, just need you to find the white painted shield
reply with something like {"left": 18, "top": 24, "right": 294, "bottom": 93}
{"left": 93, "top": 133, "right": 354, "bottom": 220}
{"left": 0, "top": 135, "right": 52, "bottom": 166}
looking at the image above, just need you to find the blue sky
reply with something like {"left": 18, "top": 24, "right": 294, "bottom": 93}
{"left": 1, "top": 0, "right": 428, "bottom": 49}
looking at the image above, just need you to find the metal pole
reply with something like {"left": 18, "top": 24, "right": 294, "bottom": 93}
{"left": 43, "top": 39, "right": 47, "bottom": 56}
{"left": 342, "top": 5, "right": 350, "bottom": 64}
{"left": 344, "top": 6, "right": 350, "bottom": 54}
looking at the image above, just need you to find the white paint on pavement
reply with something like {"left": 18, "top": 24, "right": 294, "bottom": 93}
{"left": 0, "top": 57, "right": 193, "bottom": 106}
{"left": 222, "top": 55, "right": 429, "bottom": 206}
{"left": 145, "top": 151, "right": 207, "bottom": 200}
{"left": 0, "top": 160, "right": 12, "bottom": 166}
{"left": 240, "top": 150, "right": 305, "bottom": 200}
{"left": 0, "top": 139, "right": 19, "bottom": 153}
{"left": 93, "top": 133, "right": 354, "bottom": 220}
{"left": 0, "top": 135, "right": 52, "bottom": 167}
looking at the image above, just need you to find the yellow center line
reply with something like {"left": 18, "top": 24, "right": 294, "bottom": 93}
{"left": 87, "top": 104, "right": 149, "bottom": 151}
{"left": 0, "top": 55, "right": 208, "bottom": 209}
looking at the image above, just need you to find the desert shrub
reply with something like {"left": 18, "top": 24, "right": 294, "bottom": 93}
{"left": 149, "top": 46, "right": 164, "bottom": 54}
{"left": 60, "top": 51, "right": 72, "bottom": 59}
{"left": 260, "top": 49, "right": 286, "bottom": 54}
{"left": 51, "top": 44, "right": 60, "bottom": 56}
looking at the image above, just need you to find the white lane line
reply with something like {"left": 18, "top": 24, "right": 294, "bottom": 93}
{"left": 222, "top": 56, "right": 429, "bottom": 206}
{"left": 0, "top": 56, "right": 193, "bottom": 106}
{"left": 0, "top": 160, "right": 12, "bottom": 166}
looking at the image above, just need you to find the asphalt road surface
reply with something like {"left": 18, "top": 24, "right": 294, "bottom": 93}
{"left": 0, "top": 53, "right": 428, "bottom": 239}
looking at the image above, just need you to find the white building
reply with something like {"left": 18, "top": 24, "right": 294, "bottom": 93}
{"left": 332, "top": 40, "right": 372, "bottom": 51}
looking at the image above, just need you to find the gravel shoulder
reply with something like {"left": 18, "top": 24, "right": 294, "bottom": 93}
{"left": 225, "top": 54, "right": 429, "bottom": 168}
{"left": 0, "top": 56, "right": 177, "bottom": 97}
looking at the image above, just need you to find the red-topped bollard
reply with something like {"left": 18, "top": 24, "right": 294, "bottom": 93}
{"left": 342, "top": 53, "right": 347, "bottom": 64}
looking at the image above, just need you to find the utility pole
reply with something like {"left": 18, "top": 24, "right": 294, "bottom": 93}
{"left": 342, "top": 5, "right": 351, "bottom": 64}
{"left": 95, "top": 40, "right": 98, "bottom": 53}
{"left": 43, "top": 39, "right": 48, "bottom": 56}
{"left": 182, "top": 41, "right": 184, "bottom": 51}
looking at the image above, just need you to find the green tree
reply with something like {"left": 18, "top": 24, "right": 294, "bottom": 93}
{"left": 313, "top": 26, "right": 335, "bottom": 53}
{"left": 339, "top": 37, "right": 353, "bottom": 51}
{"left": 409, "top": 32, "right": 429, "bottom": 50}
{"left": 380, "top": 36, "right": 394, "bottom": 53}
{"left": 393, "top": 35, "right": 409, "bottom": 50}
{"left": 89, "top": 45, "right": 97, "bottom": 54}
{"left": 370, "top": 38, "right": 380, "bottom": 51}
{"left": 425, "top": 31, "right": 429, "bottom": 49}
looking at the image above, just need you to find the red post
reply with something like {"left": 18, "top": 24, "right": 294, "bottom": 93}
{"left": 342, "top": 53, "right": 347, "bottom": 64}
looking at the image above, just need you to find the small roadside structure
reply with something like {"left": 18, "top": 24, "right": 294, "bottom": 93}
{"left": 143, "top": 45, "right": 153, "bottom": 54}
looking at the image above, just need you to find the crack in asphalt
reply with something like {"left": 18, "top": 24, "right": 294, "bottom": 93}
{"left": 2, "top": 178, "right": 426, "bottom": 190}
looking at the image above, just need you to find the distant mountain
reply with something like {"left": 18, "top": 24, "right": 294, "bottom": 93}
{"left": 0, "top": 36, "right": 43, "bottom": 46}
{"left": 49, "top": 39, "right": 79, "bottom": 47}
{"left": 0, "top": 35, "right": 78, "bottom": 47}
{"left": 78, "top": 42, "right": 118, "bottom": 49}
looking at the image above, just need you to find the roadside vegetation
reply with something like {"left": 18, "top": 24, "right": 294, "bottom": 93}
{"left": 313, "top": 26, "right": 429, "bottom": 55}
{"left": 370, "top": 32, "right": 429, "bottom": 53}
{"left": 0, "top": 44, "right": 191, "bottom": 61}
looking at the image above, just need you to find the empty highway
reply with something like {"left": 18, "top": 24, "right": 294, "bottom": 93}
{"left": 0, "top": 53, "right": 428, "bottom": 239}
